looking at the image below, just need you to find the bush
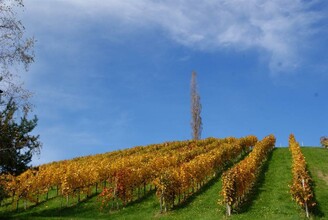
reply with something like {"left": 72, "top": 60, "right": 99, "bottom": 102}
{"left": 320, "top": 136, "right": 328, "bottom": 149}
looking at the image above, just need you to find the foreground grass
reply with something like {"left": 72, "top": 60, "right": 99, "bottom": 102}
{"left": 0, "top": 147, "right": 327, "bottom": 219}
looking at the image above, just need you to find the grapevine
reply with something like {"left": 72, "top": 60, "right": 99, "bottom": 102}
{"left": 221, "top": 134, "right": 276, "bottom": 215}
{"left": 289, "top": 134, "right": 316, "bottom": 218}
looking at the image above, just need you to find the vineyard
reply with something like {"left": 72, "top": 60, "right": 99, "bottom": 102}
{"left": 0, "top": 134, "right": 328, "bottom": 219}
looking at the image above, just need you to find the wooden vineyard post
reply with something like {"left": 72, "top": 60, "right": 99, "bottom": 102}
{"left": 227, "top": 204, "right": 231, "bottom": 216}
{"left": 78, "top": 189, "right": 81, "bottom": 202}
{"left": 301, "top": 179, "right": 309, "bottom": 218}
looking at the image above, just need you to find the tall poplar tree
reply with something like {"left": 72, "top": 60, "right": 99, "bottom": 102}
{"left": 190, "top": 71, "right": 202, "bottom": 140}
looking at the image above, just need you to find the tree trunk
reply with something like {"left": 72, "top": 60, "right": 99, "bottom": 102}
{"left": 131, "top": 188, "right": 134, "bottom": 202}
{"left": 12, "top": 191, "right": 15, "bottom": 203}
{"left": 137, "top": 187, "right": 140, "bottom": 199}
{"left": 178, "top": 189, "right": 181, "bottom": 204}
{"left": 160, "top": 189, "right": 164, "bottom": 213}
{"left": 78, "top": 189, "right": 80, "bottom": 203}
{"left": 160, "top": 195, "right": 163, "bottom": 213}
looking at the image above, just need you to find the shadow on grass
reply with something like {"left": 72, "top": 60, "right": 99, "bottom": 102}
{"left": 0, "top": 197, "right": 58, "bottom": 219}
{"left": 235, "top": 149, "right": 274, "bottom": 214}
{"left": 1, "top": 187, "right": 158, "bottom": 219}
{"left": 172, "top": 150, "right": 251, "bottom": 211}
{"left": 307, "top": 168, "right": 325, "bottom": 218}
{"left": 172, "top": 173, "right": 221, "bottom": 210}
{"left": 125, "top": 189, "right": 156, "bottom": 208}
{"left": 0, "top": 192, "right": 101, "bottom": 219}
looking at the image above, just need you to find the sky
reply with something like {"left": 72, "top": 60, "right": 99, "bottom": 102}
{"left": 16, "top": 0, "right": 328, "bottom": 165}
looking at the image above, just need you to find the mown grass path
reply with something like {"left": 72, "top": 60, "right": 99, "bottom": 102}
{"left": 228, "top": 148, "right": 303, "bottom": 220}
{"left": 161, "top": 175, "right": 223, "bottom": 220}
{"left": 302, "top": 147, "right": 328, "bottom": 219}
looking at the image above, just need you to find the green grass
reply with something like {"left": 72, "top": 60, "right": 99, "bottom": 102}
{"left": 301, "top": 147, "right": 328, "bottom": 219}
{"left": 226, "top": 148, "right": 304, "bottom": 220}
{"left": 1, "top": 147, "right": 327, "bottom": 219}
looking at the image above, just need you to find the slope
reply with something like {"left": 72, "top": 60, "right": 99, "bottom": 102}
{"left": 0, "top": 148, "right": 327, "bottom": 219}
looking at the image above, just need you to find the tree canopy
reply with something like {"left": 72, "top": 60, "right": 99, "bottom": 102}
{"left": 0, "top": 98, "right": 41, "bottom": 175}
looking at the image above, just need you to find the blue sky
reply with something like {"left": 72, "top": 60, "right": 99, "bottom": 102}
{"left": 19, "top": 0, "right": 328, "bottom": 165}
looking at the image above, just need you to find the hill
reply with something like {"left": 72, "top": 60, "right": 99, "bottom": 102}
{"left": 0, "top": 146, "right": 327, "bottom": 219}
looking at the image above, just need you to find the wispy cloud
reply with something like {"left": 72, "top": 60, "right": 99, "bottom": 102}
{"left": 25, "top": 0, "right": 327, "bottom": 74}
{"left": 21, "top": 0, "right": 328, "bottom": 164}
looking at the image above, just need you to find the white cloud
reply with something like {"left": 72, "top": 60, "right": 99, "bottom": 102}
{"left": 24, "top": 0, "right": 325, "bottom": 74}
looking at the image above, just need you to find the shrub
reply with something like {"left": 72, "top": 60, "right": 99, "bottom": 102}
{"left": 320, "top": 136, "right": 328, "bottom": 149}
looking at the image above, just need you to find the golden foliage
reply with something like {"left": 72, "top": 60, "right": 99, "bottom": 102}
{"left": 289, "top": 134, "right": 316, "bottom": 212}
{"left": 221, "top": 135, "right": 276, "bottom": 214}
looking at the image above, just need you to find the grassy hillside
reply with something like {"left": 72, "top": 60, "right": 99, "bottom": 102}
{"left": 0, "top": 147, "right": 327, "bottom": 220}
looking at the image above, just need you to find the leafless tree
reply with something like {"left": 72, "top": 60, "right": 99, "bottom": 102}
{"left": 191, "top": 71, "right": 202, "bottom": 140}
{"left": 0, "top": 0, "right": 35, "bottom": 108}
